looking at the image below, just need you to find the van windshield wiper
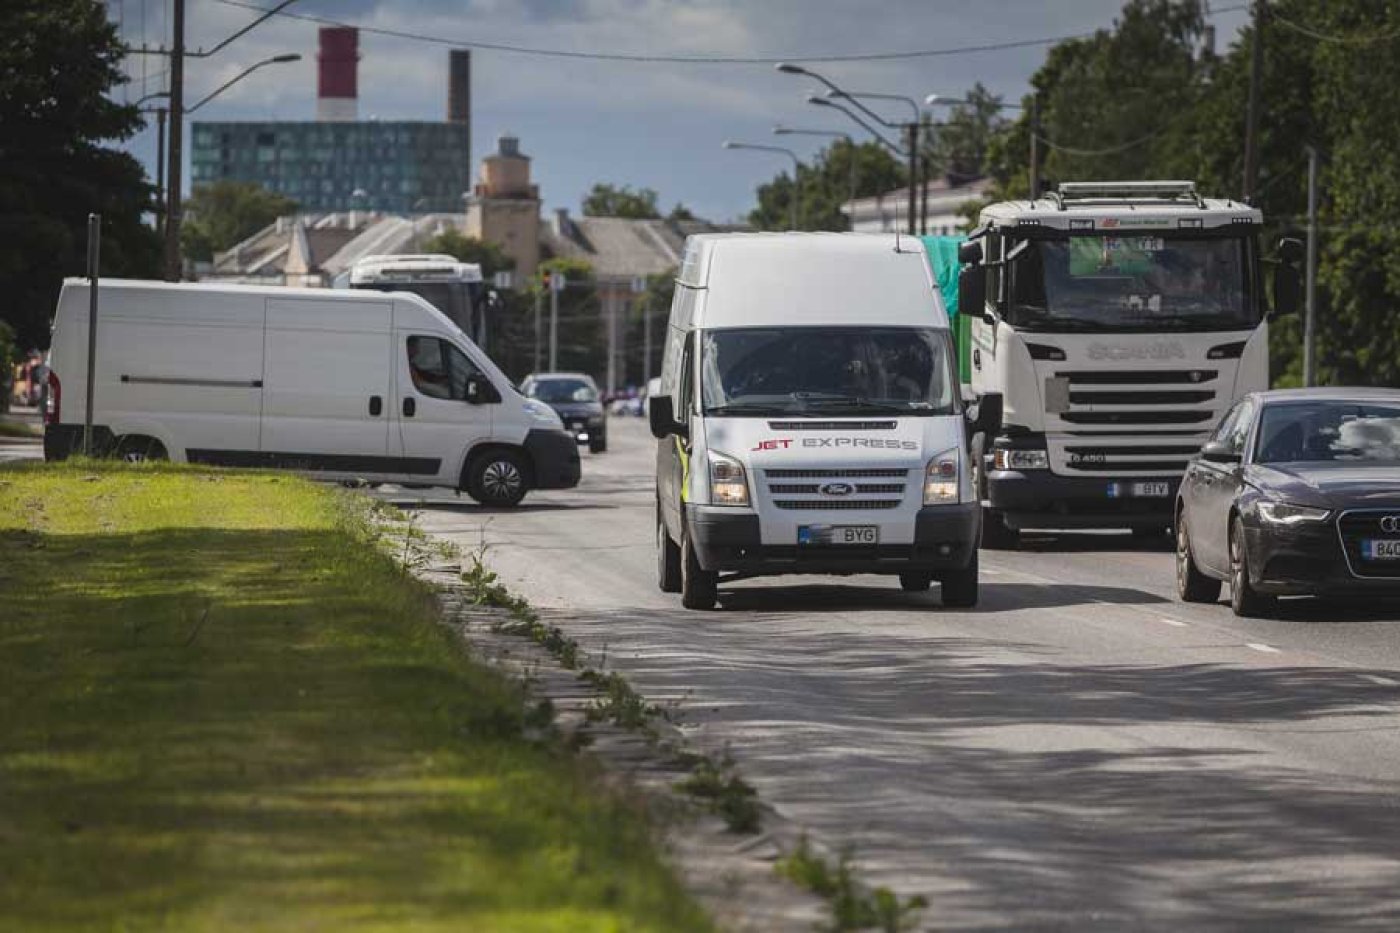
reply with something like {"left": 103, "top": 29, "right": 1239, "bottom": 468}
{"left": 792, "top": 393, "right": 914, "bottom": 414}
{"left": 705, "top": 402, "right": 795, "bottom": 416}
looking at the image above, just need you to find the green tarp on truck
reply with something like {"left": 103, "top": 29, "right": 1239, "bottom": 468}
{"left": 920, "top": 235, "right": 971, "bottom": 384}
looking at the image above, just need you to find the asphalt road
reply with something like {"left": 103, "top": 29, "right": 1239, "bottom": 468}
{"left": 387, "top": 417, "right": 1400, "bottom": 931}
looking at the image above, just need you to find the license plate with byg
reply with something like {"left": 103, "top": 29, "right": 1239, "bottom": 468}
{"left": 1108, "top": 481, "right": 1170, "bottom": 498}
{"left": 799, "top": 525, "right": 879, "bottom": 546}
{"left": 1362, "top": 539, "right": 1400, "bottom": 561}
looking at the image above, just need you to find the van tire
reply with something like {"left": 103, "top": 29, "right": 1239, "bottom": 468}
{"left": 680, "top": 527, "right": 717, "bottom": 610}
{"left": 464, "top": 448, "right": 530, "bottom": 507}
{"left": 941, "top": 551, "right": 979, "bottom": 608}
{"left": 657, "top": 508, "right": 682, "bottom": 593}
{"left": 114, "top": 435, "right": 168, "bottom": 463}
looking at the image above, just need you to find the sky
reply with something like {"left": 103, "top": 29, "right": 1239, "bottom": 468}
{"left": 109, "top": 0, "right": 1250, "bottom": 223}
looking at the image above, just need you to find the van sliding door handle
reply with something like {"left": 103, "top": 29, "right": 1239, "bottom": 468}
{"left": 402, "top": 397, "right": 416, "bottom": 418}
{"left": 369, "top": 395, "right": 383, "bottom": 416}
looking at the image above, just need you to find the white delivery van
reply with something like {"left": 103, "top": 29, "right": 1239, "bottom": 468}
{"left": 650, "top": 233, "right": 1002, "bottom": 610}
{"left": 44, "top": 279, "right": 579, "bottom": 505}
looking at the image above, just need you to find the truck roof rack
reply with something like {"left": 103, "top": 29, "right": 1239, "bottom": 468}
{"left": 1048, "top": 180, "right": 1204, "bottom": 211}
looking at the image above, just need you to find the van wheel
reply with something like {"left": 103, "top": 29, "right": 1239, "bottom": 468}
{"left": 941, "top": 550, "right": 979, "bottom": 609}
{"left": 114, "top": 436, "right": 168, "bottom": 463}
{"left": 589, "top": 435, "right": 608, "bottom": 454}
{"left": 899, "top": 573, "right": 931, "bottom": 592}
{"left": 465, "top": 449, "right": 529, "bottom": 507}
{"left": 657, "top": 509, "right": 682, "bottom": 593}
{"left": 680, "top": 527, "right": 717, "bottom": 610}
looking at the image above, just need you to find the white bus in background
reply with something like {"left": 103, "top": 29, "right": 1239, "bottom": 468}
{"left": 349, "top": 254, "right": 491, "bottom": 349}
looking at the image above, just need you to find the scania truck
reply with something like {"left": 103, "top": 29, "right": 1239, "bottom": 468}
{"left": 955, "top": 181, "right": 1300, "bottom": 547}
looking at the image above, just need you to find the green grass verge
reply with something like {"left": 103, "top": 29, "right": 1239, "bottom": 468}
{"left": 0, "top": 461, "right": 710, "bottom": 932}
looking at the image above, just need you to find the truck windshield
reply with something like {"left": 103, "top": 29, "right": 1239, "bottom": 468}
{"left": 1008, "top": 234, "right": 1255, "bottom": 333}
{"left": 701, "top": 327, "right": 955, "bottom": 417}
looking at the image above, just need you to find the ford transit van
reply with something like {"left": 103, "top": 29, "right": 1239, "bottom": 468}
{"left": 650, "top": 234, "right": 1001, "bottom": 610}
{"left": 45, "top": 279, "right": 579, "bottom": 505}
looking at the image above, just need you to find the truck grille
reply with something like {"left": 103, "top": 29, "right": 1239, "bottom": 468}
{"left": 1337, "top": 510, "right": 1400, "bottom": 579}
{"left": 763, "top": 467, "right": 910, "bottom": 511}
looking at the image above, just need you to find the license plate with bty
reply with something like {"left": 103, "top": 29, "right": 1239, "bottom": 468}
{"left": 799, "top": 525, "right": 879, "bottom": 546}
{"left": 1108, "top": 481, "right": 1170, "bottom": 498}
{"left": 1362, "top": 539, "right": 1400, "bottom": 561}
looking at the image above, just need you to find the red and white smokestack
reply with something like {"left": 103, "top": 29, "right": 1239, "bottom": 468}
{"left": 317, "top": 26, "right": 358, "bottom": 121}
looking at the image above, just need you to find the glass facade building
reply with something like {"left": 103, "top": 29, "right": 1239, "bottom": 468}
{"left": 190, "top": 121, "right": 471, "bottom": 213}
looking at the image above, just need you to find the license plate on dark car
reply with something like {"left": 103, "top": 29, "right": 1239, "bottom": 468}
{"left": 1362, "top": 539, "right": 1400, "bottom": 560}
{"left": 799, "top": 525, "right": 879, "bottom": 546}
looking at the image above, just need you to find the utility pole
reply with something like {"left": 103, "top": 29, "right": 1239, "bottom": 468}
{"left": 548, "top": 274, "right": 560, "bottom": 371}
{"left": 155, "top": 108, "right": 167, "bottom": 235}
{"left": 1029, "top": 95, "right": 1042, "bottom": 200}
{"left": 164, "top": 0, "right": 186, "bottom": 281}
{"left": 642, "top": 292, "right": 653, "bottom": 384}
{"left": 1303, "top": 144, "right": 1319, "bottom": 387}
{"left": 533, "top": 282, "right": 543, "bottom": 373}
{"left": 1242, "top": 0, "right": 1265, "bottom": 202}
{"left": 605, "top": 287, "right": 618, "bottom": 395}
{"left": 905, "top": 123, "right": 918, "bottom": 235}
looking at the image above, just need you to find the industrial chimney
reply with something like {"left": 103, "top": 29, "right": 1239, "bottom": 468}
{"left": 317, "top": 26, "right": 358, "bottom": 121}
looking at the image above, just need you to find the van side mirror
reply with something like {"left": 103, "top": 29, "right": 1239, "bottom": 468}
{"left": 966, "top": 391, "right": 1003, "bottom": 438}
{"left": 648, "top": 395, "right": 687, "bottom": 440}
{"left": 1201, "top": 439, "right": 1241, "bottom": 464}
{"left": 958, "top": 265, "right": 986, "bottom": 323}
{"left": 465, "top": 375, "right": 499, "bottom": 405}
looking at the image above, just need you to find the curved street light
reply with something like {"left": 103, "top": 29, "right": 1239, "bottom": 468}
{"left": 187, "top": 53, "right": 301, "bottom": 114}
{"left": 724, "top": 141, "right": 802, "bottom": 230}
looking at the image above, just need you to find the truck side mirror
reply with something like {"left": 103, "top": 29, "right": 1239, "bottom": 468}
{"left": 958, "top": 240, "right": 983, "bottom": 265}
{"left": 1272, "top": 262, "right": 1301, "bottom": 318}
{"left": 958, "top": 265, "right": 986, "bottom": 323}
{"left": 648, "top": 395, "right": 686, "bottom": 440}
{"left": 1277, "top": 236, "right": 1304, "bottom": 265}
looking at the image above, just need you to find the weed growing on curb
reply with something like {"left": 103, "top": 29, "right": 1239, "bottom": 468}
{"left": 580, "top": 669, "right": 664, "bottom": 731}
{"left": 675, "top": 754, "right": 762, "bottom": 834}
{"left": 776, "top": 836, "right": 928, "bottom": 932}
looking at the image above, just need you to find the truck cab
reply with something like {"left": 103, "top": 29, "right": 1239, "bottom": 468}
{"left": 958, "top": 181, "right": 1275, "bottom": 546}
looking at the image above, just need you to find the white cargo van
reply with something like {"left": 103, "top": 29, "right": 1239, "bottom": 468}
{"left": 45, "top": 279, "right": 579, "bottom": 505}
{"left": 650, "top": 233, "right": 1002, "bottom": 610}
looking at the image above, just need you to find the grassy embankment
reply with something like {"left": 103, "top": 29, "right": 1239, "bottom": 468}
{"left": 0, "top": 460, "right": 709, "bottom": 932}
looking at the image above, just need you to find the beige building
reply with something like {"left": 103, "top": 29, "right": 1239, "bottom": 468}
{"left": 465, "top": 135, "right": 542, "bottom": 278}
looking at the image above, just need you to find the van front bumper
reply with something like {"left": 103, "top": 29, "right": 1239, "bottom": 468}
{"left": 987, "top": 469, "right": 1180, "bottom": 530}
{"left": 524, "top": 429, "right": 582, "bottom": 489}
{"left": 687, "top": 503, "right": 979, "bottom": 576}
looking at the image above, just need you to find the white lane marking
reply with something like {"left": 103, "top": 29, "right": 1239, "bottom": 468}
{"left": 1246, "top": 642, "right": 1282, "bottom": 654}
{"left": 1158, "top": 617, "right": 1189, "bottom": 628}
{"left": 1363, "top": 674, "right": 1400, "bottom": 687}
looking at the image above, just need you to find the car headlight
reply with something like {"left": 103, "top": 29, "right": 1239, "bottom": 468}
{"left": 924, "top": 448, "right": 960, "bottom": 505}
{"left": 524, "top": 399, "right": 563, "bottom": 427}
{"left": 1257, "top": 501, "right": 1330, "bottom": 525}
{"left": 708, "top": 450, "right": 750, "bottom": 507}
{"left": 994, "top": 448, "right": 1049, "bottom": 471}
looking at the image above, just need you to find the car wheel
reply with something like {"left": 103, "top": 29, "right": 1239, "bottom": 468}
{"left": 940, "top": 550, "right": 979, "bottom": 608}
{"left": 657, "top": 508, "right": 682, "bottom": 593}
{"left": 680, "top": 526, "right": 717, "bottom": 611}
{"left": 1230, "top": 517, "right": 1274, "bottom": 618}
{"left": 1176, "top": 509, "right": 1222, "bottom": 603}
{"left": 899, "top": 572, "right": 932, "bottom": 592}
{"left": 465, "top": 449, "right": 529, "bottom": 507}
{"left": 589, "top": 435, "right": 608, "bottom": 454}
{"left": 114, "top": 435, "right": 168, "bottom": 463}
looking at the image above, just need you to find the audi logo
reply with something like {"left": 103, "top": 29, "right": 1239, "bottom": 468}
{"left": 819, "top": 482, "right": 856, "bottom": 497}
{"left": 1381, "top": 515, "right": 1400, "bottom": 533}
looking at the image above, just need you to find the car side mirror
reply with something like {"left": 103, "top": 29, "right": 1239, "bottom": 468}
{"left": 648, "top": 395, "right": 687, "bottom": 440}
{"left": 1201, "top": 439, "right": 1241, "bottom": 464}
{"left": 958, "top": 265, "right": 986, "bottom": 324}
{"left": 965, "top": 391, "right": 1003, "bottom": 439}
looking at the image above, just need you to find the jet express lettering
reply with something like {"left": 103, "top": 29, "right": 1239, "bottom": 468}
{"left": 751, "top": 437, "right": 919, "bottom": 451}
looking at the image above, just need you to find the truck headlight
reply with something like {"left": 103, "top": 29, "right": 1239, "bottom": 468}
{"left": 1257, "top": 501, "right": 1330, "bottom": 525}
{"left": 924, "top": 449, "right": 960, "bottom": 504}
{"left": 708, "top": 450, "right": 750, "bottom": 507}
{"left": 994, "top": 448, "right": 1049, "bottom": 471}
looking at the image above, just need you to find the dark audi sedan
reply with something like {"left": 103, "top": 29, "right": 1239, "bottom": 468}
{"left": 1175, "top": 388, "right": 1400, "bottom": 616}
{"left": 520, "top": 372, "right": 608, "bottom": 453}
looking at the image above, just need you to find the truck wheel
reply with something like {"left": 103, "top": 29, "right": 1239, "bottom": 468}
{"left": 680, "top": 527, "right": 717, "bottom": 610}
{"left": 465, "top": 449, "right": 529, "bottom": 507}
{"left": 941, "top": 551, "right": 979, "bottom": 608}
{"left": 657, "top": 509, "right": 682, "bottom": 593}
{"left": 1175, "top": 509, "right": 1221, "bottom": 604}
{"left": 1229, "top": 518, "right": 1274, "bottom": 618}
{"left": 114, "top": 435, "right": 168, "bottom": 463}
{"left": 899, "top": 573, "right": 931, "bottom": 592}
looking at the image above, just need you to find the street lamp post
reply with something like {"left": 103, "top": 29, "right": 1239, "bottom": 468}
{"left": 775, "top": 125, "right": 856, "bottom": 229}
{"left": 185, "top": 54, "right": 301, "bottom": 114}
{"left": 723, "top": 141, "right": 802, "bottom": 230}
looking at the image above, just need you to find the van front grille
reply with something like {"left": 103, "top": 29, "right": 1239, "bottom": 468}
{"left": 774, "top": 499, "right": 902, "bottom": 511}
{"left": 764, "top": 468, "right": 908, "bottom": 479}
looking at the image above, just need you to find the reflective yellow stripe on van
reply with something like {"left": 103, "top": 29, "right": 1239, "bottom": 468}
{"left": 675, "top": 436, "right": 690, "bottom": 503}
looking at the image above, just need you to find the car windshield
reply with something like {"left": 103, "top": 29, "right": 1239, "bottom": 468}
{"left": 1009, "top": 234, "right": 1255, "bottom": 333}
{"left": 529, "top": 378, "right": 598, "bottom": 403}
{"left": 1255, "top": 400, "right": 1400, "bottom": 463}
{"left": 701, "top": 326, "right": 955, "bottom": 417}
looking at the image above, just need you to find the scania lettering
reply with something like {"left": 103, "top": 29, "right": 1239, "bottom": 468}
{"left": 650, "top": 233, "right": 1001, "bottom": 611}
{"left": 955, "top": 181, "right": 1300, "bottom": 547}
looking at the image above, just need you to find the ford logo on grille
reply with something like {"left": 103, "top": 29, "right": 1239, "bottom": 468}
{"left": 819, "top": 482, "right": 856, "bottom": 497}
{"left": 1381, "top": 515, "right": 1400, "bottom": 533}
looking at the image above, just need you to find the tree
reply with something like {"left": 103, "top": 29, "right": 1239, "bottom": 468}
{"left": 747, "top": 140, "right": 904, "bottom": 231}
{"left": 181, "top": 181, "right": 297, "bottom": 262}
{"left": 420, "top": 229, "right": 515, "bottom": 279}
{"left": 0, "top": 0, "right": 160, "bottom": 350}
{"left": 582, "top": 183, "right": 662, "bottom": 219}
{"left": 925, "top": 83, "right": 1012, "bottom": 183}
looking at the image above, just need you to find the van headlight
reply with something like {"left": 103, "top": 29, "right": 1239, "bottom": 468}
{"left": 923, "top": 449, "right": 960, "bottom": 504}
{"left": 708, "top": 450, "right": 750, "bottom": 507}
{"left": 994, "top": 448, "right": 1049, "bottom": 470}
{"left": 524, "top": 399, "right": 563, "bottom": 427}
{"left": 1257, "top": 501, "right": 1330, "bottom": 525}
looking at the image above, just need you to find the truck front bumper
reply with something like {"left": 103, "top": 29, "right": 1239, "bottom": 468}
{"left": 986, "top": 469, "right": 1181, "bottom": 531}
{"left": 687, "top": 503, "right": 980, "bottom": 577}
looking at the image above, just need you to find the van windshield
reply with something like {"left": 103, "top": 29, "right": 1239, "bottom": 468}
{"left": 701, "top": 327, "right": 955, "bottom": 417}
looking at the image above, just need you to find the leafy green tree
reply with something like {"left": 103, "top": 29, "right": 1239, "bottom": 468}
{"left": 925, "top": 83, "right": 1012, "bottom": 182}
{"left": 582, "top": 183, "right": 662, "bottom": 219}
{"left": 181, "top": 181, "right": 298, "bottom": 262}
{"left": 420, "top": 229, "right": 515, "bottom": 279}
{"left": 748, "top": 140, "right": 905, "bottom": 231}
{"left": 0, "top": 0, "right": 160, "bottom": 350}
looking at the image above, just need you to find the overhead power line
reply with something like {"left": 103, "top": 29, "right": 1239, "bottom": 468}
{"left": 1034, "top": 131, "right": 1163, "bottom": 157}
{"left": 208, "top": 0, "right": 1246, "bottom": 66}
{"left": 1271, "top": 13, "right": 1400, "bottom": 45}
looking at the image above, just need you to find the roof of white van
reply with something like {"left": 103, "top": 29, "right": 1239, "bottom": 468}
{"left": 675, "top": 233, "right": 946, "bottom": 330}
{"left": 62, "top": 277, "right": 418, "bottom": 303}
